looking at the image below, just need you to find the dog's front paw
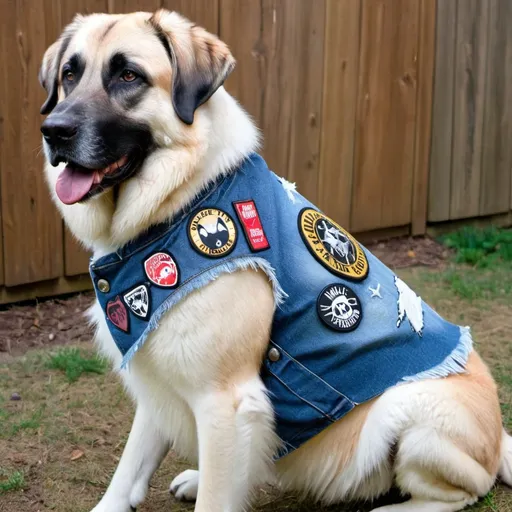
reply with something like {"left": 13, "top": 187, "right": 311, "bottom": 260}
{"left": 90, "top": 496, "right": 135, "bottom": 512}
{"left": 170, "top": 469, "right": 199, "bottom": 502}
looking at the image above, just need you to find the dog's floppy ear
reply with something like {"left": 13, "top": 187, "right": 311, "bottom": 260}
{"left": 39, "top": 16, "right": 83, "bottom": 115}
{"left": 150, "top": 10, "right": 235, "bottom": 125}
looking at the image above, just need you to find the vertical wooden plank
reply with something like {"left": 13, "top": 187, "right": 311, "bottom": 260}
{"left": 62, "top": 0, "right": 109, "bottom": 21}
{"left": 0, "top": 0, "right": 64, "bottom": 287}
{"left": 161, "top": 0, "right": 219, "bottom": 34}
{"left": 109, "top": 0, "right": 160, "bottom": 14}
{"left": 450, "top": 0, "right": 490, "bottom": 220}
{"left": 428, "top": 0, "right": 456, "bottom": 222}
{"left": 0, "top": 0, "right": 12, "bottom": 286}
{"left": 65, "top": 233, "right": 91, "bottom": 276}
{"left": 219, "top": 0, "right": 265, "bottom": 125}
{"left": 479, "top": 0, "right": 512, "bottom": 216}
{"left": 285, "top": 0, "right": 325, "bottom": 204}
{"left": 351, "top": 0, "right": 420, "bottom": 233}
{"left": 221, "top": 0, "right": 325, "bottom": 203}
{"left": 411, "top": 0, "right": 436, "bottom": 235}
{"left": 317, "top": 0, "right": 361, "bottom": 228}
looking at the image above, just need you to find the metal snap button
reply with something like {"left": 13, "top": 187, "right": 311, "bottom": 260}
{"left": 268, "top": 347, "right": 280, "bottom": 362}
{"left": 97, "top": 279, "right": 110, "bottom": 293}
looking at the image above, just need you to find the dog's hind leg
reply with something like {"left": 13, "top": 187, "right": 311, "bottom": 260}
{"left": 370, "top": 497, "right": 478, "bottom": 512}
{"left": 91, "top": 406, "right": 169, "bottom": 512}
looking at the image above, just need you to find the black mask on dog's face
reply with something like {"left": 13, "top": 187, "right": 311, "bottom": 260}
{"left": 38, "top": 10, "right": 235, "bottom": 205}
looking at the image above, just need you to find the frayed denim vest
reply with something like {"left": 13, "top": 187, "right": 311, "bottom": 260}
{"left": 90, "top": 153, "right": 472, "bottom": 456}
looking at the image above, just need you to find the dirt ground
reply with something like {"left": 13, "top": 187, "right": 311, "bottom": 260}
{"left": 0, "top": 235, "right": 511, "bottom": 512}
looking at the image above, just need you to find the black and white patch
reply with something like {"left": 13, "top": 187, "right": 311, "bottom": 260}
{"left": 317, "top": 284, "right": 362, "bottom": 332}
{"left": 123, "top": 284, "right": 150, "bottom": 320}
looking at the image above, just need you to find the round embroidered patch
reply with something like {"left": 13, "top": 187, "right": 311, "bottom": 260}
{"left": 188, "top": 208, "right": 237, "bottom": 258}
{"left": 144, "top": 252, "right": 179, "bottom": 288}
{"left": 317, "top": 284, "right": 362, "bottom": 332}
{"left": 298, "top": 208, "right": 369, "bottom": 281}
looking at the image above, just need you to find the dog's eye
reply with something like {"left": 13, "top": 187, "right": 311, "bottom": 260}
{"left": 121, "top": 69, "right": 138, "bottom": 82}
{"left": 64, "top": 71, "right": 75, "bottom": 82}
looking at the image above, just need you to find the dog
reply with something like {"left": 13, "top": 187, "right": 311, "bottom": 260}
{"left": 39, "top": 9, "right": 512, "bottom": 512}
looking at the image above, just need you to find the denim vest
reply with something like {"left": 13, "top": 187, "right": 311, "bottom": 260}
{"left": 90, "top": 153, "right": 472, "bottom": 456}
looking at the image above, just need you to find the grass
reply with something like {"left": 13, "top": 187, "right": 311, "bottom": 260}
{"left": 47, "top": 347, "right": 108, "bottom": 383}
{"left": 8, "top": 408, "right": 43, "bottom": 437}
{"left": 422, "top": 227, "right": 512, "bottom": 302}
{"left": 439, "top": 226, "right": 512, "bottom": 267}
{"left": 0, "top": 252, "right": 510, "bottom": 511}
{"left": 0, "top": 470, "right": 25, "bottom": 494}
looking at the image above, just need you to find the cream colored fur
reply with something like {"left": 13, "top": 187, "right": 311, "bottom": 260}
{"left": 41, "top": 10, "right": 512, "bottom": 512}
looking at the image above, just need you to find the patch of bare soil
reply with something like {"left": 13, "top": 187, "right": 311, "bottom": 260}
{"left": 0, "top": 293, "right": 95, "bottom": 359}
{"left": 365, "top": 235, "right": 452, "bottom": 269}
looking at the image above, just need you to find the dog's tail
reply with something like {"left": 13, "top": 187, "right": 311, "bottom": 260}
{"left": 499, "top": 429, "right": 512, "bottom": 487}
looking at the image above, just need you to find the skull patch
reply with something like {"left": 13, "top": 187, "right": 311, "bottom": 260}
{"left": 317, "top": 284, "right": 362, "bottom": 332}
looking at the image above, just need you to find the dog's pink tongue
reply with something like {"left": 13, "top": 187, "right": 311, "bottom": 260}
{"left": 55, "top": 166, "right": 96, "bottom": 205}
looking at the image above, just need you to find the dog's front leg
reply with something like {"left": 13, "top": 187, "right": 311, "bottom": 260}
{"left": 91, "top": 405, "right": 169, "bottom": 512}
{"left": 192, "top": 391, "right": 240, "bottom": 512}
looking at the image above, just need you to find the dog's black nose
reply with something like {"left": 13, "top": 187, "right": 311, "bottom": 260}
{"left": 41, "top": 115, "right": 78, "bottom": 144}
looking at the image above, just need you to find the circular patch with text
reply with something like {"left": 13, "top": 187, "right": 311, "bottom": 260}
{"left": 188, "top": 208, "right": 237, "bottom": 258}
{"left": 317, "top": 283, "right": 362, "bottom": 332}
{"left": 298, "top": 208, "right": 368, "bottom": 281}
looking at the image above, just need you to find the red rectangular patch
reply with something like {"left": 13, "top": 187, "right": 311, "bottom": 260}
{"left": 233, "top": 200, "right": 270, "bottom": 252}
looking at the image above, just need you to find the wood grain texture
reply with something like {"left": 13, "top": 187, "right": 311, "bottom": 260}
{"left": 219, "top": 0, "right": 265, "bottom": 125}
{"left": 161, "top": 0, "right": 219, "bottom": 34}
{"left": 61, "top": 0, "right": 108, "bottom": 21}
{"left": 0, "top": 275, "right": 92, "bottom": 305}
{"left": 220, "top": 0, "right": 325, "bottom": 203}
{"left": 108, "top": 0, "right": 160, "bottom": 14}
{"left": 479, "top": 0, "right": 512, "bottom": 216}
{"left": 450, "top": 0, "right": 490, "bottom": 220}
{"left": 317, "top": 0, "right": 361, "bottom": 229}
{"left": 0, "top": 0, "right": 64, "bottom": 287}
{"left": 285, "top": 0, "right": 325, "bottom": 204}
{"left": 411, "top": 0, "right": 436, "bottom": 235}
{"left": 0, "top": 0, "right": 9, "bottom": 286}
{"left": 64, "top": 230, "right": 91, "bottom": 276}
{"left": 351, "top": 0, "right": 420, "bottom": 232}
{"left": 428, "top": 0, "right": 457, "bottom": 222}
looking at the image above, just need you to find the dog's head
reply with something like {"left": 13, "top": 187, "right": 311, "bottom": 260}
{"left": 39, "top": 10, "right": 235, "bottom": 206}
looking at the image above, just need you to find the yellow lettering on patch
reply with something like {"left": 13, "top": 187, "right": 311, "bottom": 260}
{"left": 298, "top": 208, "right": 369, "bottom": 281}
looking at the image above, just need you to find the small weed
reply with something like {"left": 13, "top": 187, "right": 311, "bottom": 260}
{"left": 0, "top": 470, "right": 25, "bottom": 494}
{"left": 7, "top": 408, "right": 44, "bottom": 437}
{"left": 479, "top": 491, "right": 499, "bottom": 512}
{"left": 47, "top": 348, "right": 108, "bottom": 383}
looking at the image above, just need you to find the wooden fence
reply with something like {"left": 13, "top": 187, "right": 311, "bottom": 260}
{"left": 429, "top": 0, "right": 512, "bottom": 222}
{"left": 0, "top": 0, "right": 510, "bottom": 303}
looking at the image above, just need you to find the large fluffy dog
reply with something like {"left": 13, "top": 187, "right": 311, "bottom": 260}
{"left": 39, "top": 9, "right": 512, "bottom": 512}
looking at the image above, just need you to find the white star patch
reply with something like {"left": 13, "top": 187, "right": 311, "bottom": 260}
{"left": 279, "top": 177, "right": 299, "bottom": 203}
{"left": 368, "top": 283, "right": 382, "bottom": 299}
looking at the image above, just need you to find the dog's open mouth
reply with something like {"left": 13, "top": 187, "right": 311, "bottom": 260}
{"left": 55, "top": 154, "right": 139, "bottom": 205}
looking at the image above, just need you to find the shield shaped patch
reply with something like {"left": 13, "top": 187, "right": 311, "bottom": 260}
{"left": 144, "top": 252, "right": 179, "bottom": 288}
{"left": 106, "top": 296, "right": 130, "bottom": 333}
{"left": 123, "top": 284, "right": 150, "bottom": 320}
